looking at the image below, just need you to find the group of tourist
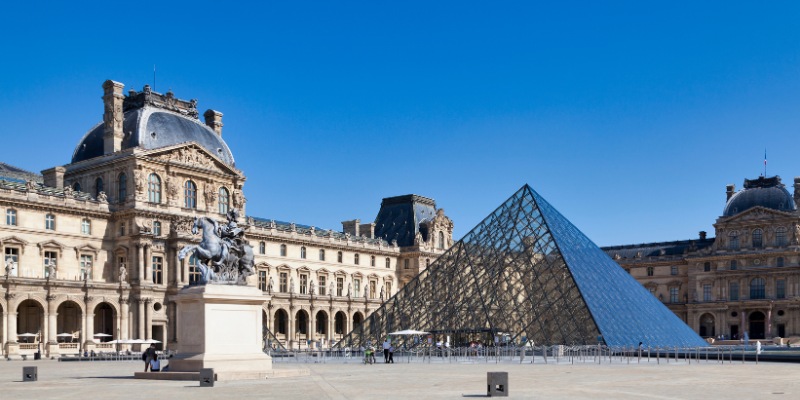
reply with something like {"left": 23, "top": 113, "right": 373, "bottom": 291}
{"left": 364, "top": 339, "right": 395, "bottom": 364}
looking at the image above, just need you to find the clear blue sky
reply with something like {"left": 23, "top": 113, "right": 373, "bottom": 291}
{"left": 2, "top": 1, "right": 800, "bottom": 246}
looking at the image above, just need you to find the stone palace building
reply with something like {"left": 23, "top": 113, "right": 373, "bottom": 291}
{"left": 0, "top": 80, "right": 453, "bottom": 359}
{"left": 603, "top": 175, "right": 800, "bottom": 342}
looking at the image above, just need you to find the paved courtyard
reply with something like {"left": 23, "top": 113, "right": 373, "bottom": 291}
{"left": 1, "top": 357, "right": 798, "bottom": 399}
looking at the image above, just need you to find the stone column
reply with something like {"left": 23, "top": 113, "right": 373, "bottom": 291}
{"left": 175, "top": 252, "right": 184, "bottom": 286}
{"left": 46, "top": 296, "right": 59, "bottom": 358}
{"left": 120, "top": 297, "right": 129, "bottom": 341}
{"left": 137, "top": 245, "right": 145, "bottom": 283}
{"left": 145, "top": 245, "right": 152, "bottom": 284}
{"left": 1, "top": 311, "right": 7, "bottom": 356}
{"left": 182, "top": 255, "right": 189, "bottom": 286}
{"left": 287, "top": 309, "right": 295, "bottom": 349}
{"left": 309, "top": 308, "right": 316, "bottom": 343}
{"left": 144, "top": 299, "right": 152, "bottom": 340}
{"left": 137, "top": 299, "right": 145, "bottom": 339}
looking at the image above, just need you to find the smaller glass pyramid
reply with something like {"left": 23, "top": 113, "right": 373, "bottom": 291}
{"left": 338, "top": 185, "right": 707, "bottom": 348}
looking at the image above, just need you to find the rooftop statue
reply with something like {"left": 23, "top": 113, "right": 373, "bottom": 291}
{"left": 178, "top": 210, "right": 255, "bottom": 285}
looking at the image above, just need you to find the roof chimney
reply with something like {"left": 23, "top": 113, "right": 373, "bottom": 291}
{"left": 699, "top": 231, "right": 707, "bottom": 240}
{"left": 102, "top": 80, "right": 125, "bottom": 154}
{"left": 204, "top": 109, "right": 223, "bottom": 136}
{"left": 794, "top": 177, "right": 800, "bottom": 209}
{"left": 726, "top": 184, "right": 735, "bottom": 201}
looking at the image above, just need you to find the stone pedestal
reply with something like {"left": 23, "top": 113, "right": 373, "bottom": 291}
{"left": 168, "top": 284, "right": 271, "bottom": 380}
{"left": 46, "top": 341, "right": 60, "bottom": 359}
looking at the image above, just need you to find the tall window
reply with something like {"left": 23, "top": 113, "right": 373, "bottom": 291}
{"left": 319, "top": 276, "right": 326, "bottom": 295}
{"left": 703, "top": 284, "right": 712, "bottom": 302}
{"left": 148, "top": 173, "right": 161, "bottom": 203}
{"left": 777, "top": 279, "right": 786, "bottom": 299}
{"left": 319, "top": 249, "right": 325, "bottom": 261}
{"left": 369, "top": 281, "right": 377, "bottom": 299}
{"left": 703, "top": 262, "right": 711, "bottom": 272}
{"left": 259, "top": 242, "right": 266, "bottom": 255}
{"left": 670, "top": 266, "right": 678, "bottom": 276}
{"left": 219, "top": 187, "right": 230, "bottom": 214}
{"left": 280, "top": 244, "right": 287, "bottom": 257}
{"left": 728, "top": 231, "right": 739, "bottom": 250}
{"left": 300, "top": 274, "right": 308, "bottom": 295}
{"left": 354, "top": 278, "right": 361, "bottom": 297}
{"left": 750, "top": 277, "right": 766, "bottom": 299}
{"left": 752, "top": 229, "right": 763, "bottom": 248}
{"left": 6, "top": 209, "right": 17, "bottom": 226}
{"left": 776, "top": 227, "right": 788, "bottom": 246}
{"left": 730, "top": 260, "right": 737, "bottom": 270}
{"left": 4, "top": 248, "right": 19, "bottom": 276}
{"left": 119, "top": 221, "right": 126, "bottom": 236}
{"left": 337, "top": 251, "right": 343, "bottom": 263}
{"left": 152, "top": 256, "right": 163, "bottom": 284}
{"left": 777, "top": 257, "right": 785, "bottom": 267}
{"left": 354, "top": 253, "right": 360, "bottom": 265}
{"left": 118, "top": 256, "right": 127, "bottom": 282}
{"left": 646, "top": 266, "right": 654, "bottom": 276}
{"left": 336, "top": 277, "right": 344, "bottom": 296}
{"left": 438, "top": 231, "right": 445, "bottom": 249}
{"left": 95, "top": 177, "right": 103, "bottom": 197}
{"left": 385, "top": 258, "right": 391, "bottom": 269}
{"left": 404, "top": 259, "right": 409, "bottom": 269}
{"left": 45, "top": 213, "right": 55, "bottom": 230}
{"left": 669, "top": 287, "right": 679, "bottom": 303}
{"left": 279, "top": 272, "right": 288, "bottom": 293}
{"left": 370, "top": 255, "right": 375, "bottom": 267}
{"left": 385, "top": 282, "right": 392, "bottom": 297}
{"left": 184, "top": 180, "right": 197, "bottom": 209}
{"left": 80, "top": 254, "right": 92, "bottom": 280}
{"left": 189, "top": 254, "right": 200, "bottom": 284}
{"left": 258, "top": 271, "right": 267, "bottom": 291}
{"left": 44, "top": 251, "right": 57, "bottom": 278}
{"left": 300, "top": 246, "right": 307, "bottom": 259}
{"left": 729, "top": 282, "right": 739, "bottom": 301}
{"left": 152, "top": 220, "right": 162, "bottom": 236}
{"left": 118, "top": 173, "right": 127, "bottom": 203}
{"left": 81, "top": 218, "right": 91, "bottom": 235}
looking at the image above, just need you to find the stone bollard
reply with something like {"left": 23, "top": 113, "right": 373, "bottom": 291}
{"left": 487, "top": 371, "right": 508, "bottom": 397}
{"left": 23, "top": 366, "right": 37, "bottom": 382}
{"left": 199, "top": 368, "right": 214, "bottom": 387}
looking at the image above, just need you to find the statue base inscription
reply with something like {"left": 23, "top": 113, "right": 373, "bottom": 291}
{"left": 168, "top": 284, "right": 272, "bottom": 381}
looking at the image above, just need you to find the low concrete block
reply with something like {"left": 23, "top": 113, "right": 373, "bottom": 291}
{"left": 487, "top": 371, "right": 508, "bottom": 397}
{"left": 200, "top": 368, "right": 215, "bottom": 387}
{"left": 23, "top": 366, "right": 37, "bottom": 382}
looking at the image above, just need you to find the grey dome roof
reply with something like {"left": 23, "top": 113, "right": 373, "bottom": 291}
{"left": 723, "top": 176, "right": 795, "bottom": 217}
{"left": 71, "top": 107, "right": 235, "bottom": 166}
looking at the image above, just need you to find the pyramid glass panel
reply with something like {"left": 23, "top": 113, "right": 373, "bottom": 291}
{"left": 338, "top": 185, "right": 707, "bottom": 348}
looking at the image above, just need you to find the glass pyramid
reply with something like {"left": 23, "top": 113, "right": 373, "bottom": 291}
{"left": 338, "top": 185, "right": 707, "bottom": 348}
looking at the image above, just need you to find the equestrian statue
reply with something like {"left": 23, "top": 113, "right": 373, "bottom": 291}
{"left": 178, "top": 210, "right": 255, "bottom": 285}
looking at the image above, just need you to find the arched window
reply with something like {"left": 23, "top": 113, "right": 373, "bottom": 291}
{"left": 300, "top": 246, "right": 307, "bottom": 259}
{"left": 219, "top": 187, "right": 230, "bottom": 214}
{"left": 752, "top": 229, "right": 763, "bottom": 248}
{"left": 280, "top": 244, "right": 287, "bottom": 257}
{"left": 385, "top": 258, "right": 391, "bottom": 269}
{"left": 319, "top": 249, "right": 325, "bottom": 261}
{"left": 259, "top": 241, "right": 266, "bottom": 255}
{"left": 152, "top": 220, "right": 162, "bottom": 236}
{"left": 147, "top": 174, "right": 161, "bottom": 203}
{"left": 646, "top": 266, "right": 654, "bottom": 276}
{"left": 438, "top": 231, "right": 445, "bottom": 250}
{"left": 95, "top": 177, "right": 104, "bottom": 197}
{"left": 72, "top": 182, "right": 82, "bottom": 192}
{"left": 354, "top": 253, "right": 360, "bottom": 265}
{"left": 750, "top": 277, "right": 766, "bottom": 299}
{"left": 184, "top": 180, "right": 197, "bottom": 209}
{"left": 728, "top": 231, "right": 739, "bottom": 250}
{"left": 118, "top": 173, "right": 127, "bottom": 203}
{"left": 370, "top": 255, "right": 375, "bottom": 267}
{"left": 337, "top": 251, "right": 343, "bottom": 263}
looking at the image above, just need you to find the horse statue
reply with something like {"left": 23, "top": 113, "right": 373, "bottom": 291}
{"left": 178, "top": 212, "right": 254, "bottom": 285}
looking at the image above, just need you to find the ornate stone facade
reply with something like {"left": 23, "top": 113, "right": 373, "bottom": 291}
{"left": 604, "top": 176, "right": 800, "bottom": 343}
{"left": 0, "top": 80, "right": 453, "bottom": 358}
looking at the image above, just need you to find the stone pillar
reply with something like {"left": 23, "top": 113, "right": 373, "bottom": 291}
{"left": 145, "top": 245, "right": 153, "bottom": 284}
{"left": 1, "top": 311, "right": 6, "bottom": 357}
{"left": 46, "top": 297, "right": 59, "bottom": 358}
{"left": 182, "top": 255, "right": 189, "bottom": 286}
{"left": 137, "top": 245, "right": 145, "bottom": 283}
{"left": 309, "top": 308, "right": 316, "bottom": 343}
{"left": 145, "top": 299, "right": 152, "bottom": 340}
{"left": 120, "top": 297, "right": 129, "bottom": 340}
{"left": 175, "top": 252, "right": 184, "bottom": 286}
{"left": 287, "top": 309, "right": 295, "bottom": 349}
{"left": 137, "top": 299, "right": 145, "bottom": 339}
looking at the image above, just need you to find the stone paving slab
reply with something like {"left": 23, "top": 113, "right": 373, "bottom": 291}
{"left": 1, "top": 358, "right": 798, "bottom": 399}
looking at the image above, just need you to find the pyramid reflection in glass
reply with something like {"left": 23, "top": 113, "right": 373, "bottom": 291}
{"left": 339, "top": 185, "right": 707, "bottom": 348}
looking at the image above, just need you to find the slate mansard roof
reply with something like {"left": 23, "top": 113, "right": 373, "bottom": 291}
{"left": 723, "top": 176, "right": 795, "bottom": 217}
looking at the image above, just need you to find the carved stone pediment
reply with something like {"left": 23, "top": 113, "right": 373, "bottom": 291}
{"left": 722, "top": 206, "right": 795, "bottom": 223}
{"left": 146, "top": 143, "right": 238, "bottom": 176}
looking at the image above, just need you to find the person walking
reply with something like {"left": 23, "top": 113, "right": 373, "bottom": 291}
{"left": 382, "top": 338, "right": 391, "bottom": 363}
{"left": 388, "top": 344, "right": 395, "bottom": 364}
{"left": 143, "top": 344, "right": 157, "bottom": 372}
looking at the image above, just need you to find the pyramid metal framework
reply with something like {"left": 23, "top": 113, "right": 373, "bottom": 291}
{"left": 338, "top": 185, "right": 707, "bottom": 348}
